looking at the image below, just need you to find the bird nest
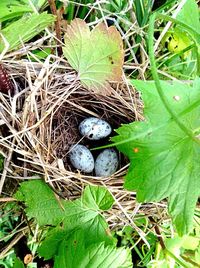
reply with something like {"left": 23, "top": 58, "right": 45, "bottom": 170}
{"left": 0, "top": 52, "right": 167, "bottom": 237}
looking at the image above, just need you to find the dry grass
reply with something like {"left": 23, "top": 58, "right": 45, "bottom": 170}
{"left": 0, "top": 6, "right": 170, "bottom": 254}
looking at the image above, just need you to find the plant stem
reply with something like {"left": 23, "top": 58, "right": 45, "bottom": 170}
{"left": 48, "top": 0, "right": 62, "bottom": 57}
{"left": 149, "top": 216, "right": 165, "bottom": 250}
{"left": 148, "top": 13, "right": 200, "bottom": 145}
{"left": 165, "top": 249, "right": 190, "bottom": 268}
{"left": 157, "top": 13, "right": 200, "bottom": 39}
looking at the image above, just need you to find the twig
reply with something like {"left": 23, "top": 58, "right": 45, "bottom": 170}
{"left": 0, "top": 197, "right": 16, "bottom": 202}
{"left": 181, "top": 255, "right": 200, "bottom": 268}
{"left": 0, "top": 231, "right": 28, "bottom": 259}
{"left": 48, "top": 0, "right": 62, "bottom": 56}
{"left": 0, "top": 140, "right": 15, "bottom": 195}
{"left": 149, "top": 216, "right": 165, "bottom": 249}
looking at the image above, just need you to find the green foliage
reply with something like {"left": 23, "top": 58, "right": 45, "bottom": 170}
{"left": 14, "top": 179, "right": 66, "bottom": 226}
{"left": 116, "top": 221, "right": 157, "bottom": 266}
{"left": 28, "top": 47, "right": 51, "bottom": 61}
{"left": 112, "top": 79, "right": 200, "bottom": 236}
{"left": 148, "top": 226, "right": 200, "bottom": 268}
{"left": 158, "top": 0, "right": 200, "bottom": 78}
{"left": 176, "top": 0, "right": 199, "bottom": 35}
{"left": 0, "top": 202, "right": 19, "bottom": 241}
{"left": 15, "top": 180, "right": 132, "bottom": 267}
{"left": 134, "top": 0, "right": 153, "bottom": 27}
{"left": 82, "top": 184, "right": 114, "bottom": 210}
{"left": 1, "top": 1, "right": 200, "bottom": 267}
{"left": 0, "top": 12, "right": 55, "bottom": 53}
{"left": 53, "top": 230, "right": 132, "bottom": 268}
{"left": 15, "top": 181, "right": 114, "bottom": 246}
{"left": 63, "top": 18, "right": 124, "bottom": 95}
{"left": 162, "top": 28, "right": 192, "bottom": 57}
{"left": 13, "top": 256, "right": 25, "bottom": 268}
{"left": 0, "top": 0, "right": 32, "bottom": 23}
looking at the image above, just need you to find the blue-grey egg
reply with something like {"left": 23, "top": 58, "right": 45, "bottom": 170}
{"left": 69, "top": 144, "right": 94, "bottom": 173}
{"left": 95, "top": 149, "right": 118, "bottom": 177}
{"left": 79, "top": 117, "right": 112, "bottom": 140}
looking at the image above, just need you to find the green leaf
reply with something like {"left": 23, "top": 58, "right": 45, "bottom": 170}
{"left": 15, "top": 181, "right": 114, "bottom": 240}
{"left": 14, "top": 180, "right": 66, "bottom": 226}
{"left": 38, "top": 227, "right": 66, "bottom": 260}
{"left": 63, "top": 18, "right": 124, "bottom": 95}
{"left": 62, "top": 185, "right": 114, "bottom": 245}
{"left": 0, "top": 0, "right": 32, "bottom": 22}
{"left": 176, "top": 0, "right": 200, "bottom": 34}
{"left": 13, "top": 256, "right": 25, "bottom": 268}
{"left": 38, "top": 199, "right": 114, "bottom": 259}
{"left": 54, "top": 230, "right": 132, "bottom": 268}
{"left": 16, "top": 181, "right": 115, "bottom": 258}
{"left": 181, "top": 235, "right": 200, "bottom": 250}
{"left": 63, "top": 201, "right": 114, "bottom": 245}
{"left": 112, "top": 79, "right": 200, "bottom": 235}
{"left": 0, "top": 12, "right": 55, "bottom": 52}
{"left": 82, "top": 185, "right": 114, "bottom": 210}
{"left": 29, "top": 48, "right": 51, "bottom": 61}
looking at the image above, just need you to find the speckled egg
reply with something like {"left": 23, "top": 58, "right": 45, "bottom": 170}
{"left": 95, "top": 149, "right": 119, "bottom": 177}
{"left": 79, "top": 117, "right": 112, "bottom": 140}
{"left": 69, "top": 144, "right": 94, "bottom": 173}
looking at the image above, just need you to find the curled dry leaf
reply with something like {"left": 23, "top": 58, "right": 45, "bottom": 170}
{"left": 63, "top": 19, "right": 124, "bottom": 95}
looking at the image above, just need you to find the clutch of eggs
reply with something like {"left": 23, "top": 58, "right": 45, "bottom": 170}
{"left": 69, "top": 117, "right": 119, "bottom": 176}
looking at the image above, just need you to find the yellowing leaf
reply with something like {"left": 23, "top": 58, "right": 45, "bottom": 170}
{"left": 162, "top": 28, "right": 192, "bottom": 58}
{"left": 63, "top": 19, "right": 124, "bottom": 95}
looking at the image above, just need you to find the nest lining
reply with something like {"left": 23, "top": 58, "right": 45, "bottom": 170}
{"left": 0, "top": 51, "right": 168, "bottom": 243}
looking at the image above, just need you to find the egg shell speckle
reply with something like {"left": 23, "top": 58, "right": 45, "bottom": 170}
{"left": 69, "top": 144, "right": 94, "bottom": 173}
{"left": 79, "top": 117, "right": 112, "bottom": 140}
{"left": 95, "top": 149, "right": 118, "bottom": 177}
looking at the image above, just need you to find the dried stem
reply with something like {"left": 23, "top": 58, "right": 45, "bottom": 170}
{"left": 48, "top": 0, "right": 62, "bottom": 56}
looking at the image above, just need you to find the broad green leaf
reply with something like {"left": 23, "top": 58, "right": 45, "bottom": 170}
{"left": 38, "top": 227, "right": 65, "bottom": 260}
{"left": 38, "top": 200, "right": 114, "bottom": 259}
{"left": 176, "top": 0, "right": 200, "bottom": 34}
{"left": 82, "top": 185, "right": 114, "bottom": 210}
{"left": 54, "top": 230, "right": 132, "bottom": 268}
{"left": 0, "top": 0, "right": 32, "bottom": 22}
{"left": 112, "top": 79, "right": 200, "bottom": 235}
{"left": 13, "top": 256, "right": 25, "bottom": 268}
{"left": 62, "top": 199, "right": 114, "bottom": 246}
{"left": 63, "top": 18, "right": 124, "bottom": 95}
{"left": 15, "top": 181, "right": 114, "bottom": 242}
{"left": 38, "top": 212, "right": 114, "bottom": 259}
{"left": 14, "top": 180, "right": 66, "bottom": 226}
{"left": 16, "top": 181, "right": 115, "bottom": 259}
{"left": 0, "top": 12, "right": 55, "bottom": 52}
